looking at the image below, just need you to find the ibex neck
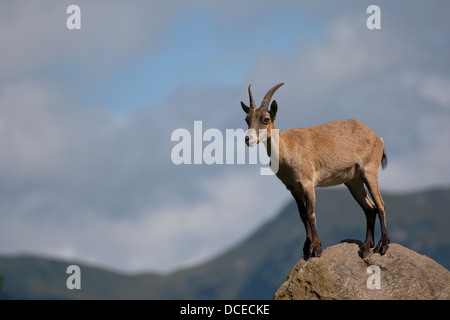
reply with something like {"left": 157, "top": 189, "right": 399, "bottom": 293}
{"left": 264, "top": 125, "right": 280, "bottom": 160}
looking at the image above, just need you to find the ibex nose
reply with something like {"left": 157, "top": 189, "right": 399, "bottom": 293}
{"left": 246, "top": 129, "right": 257, "bottom": 147}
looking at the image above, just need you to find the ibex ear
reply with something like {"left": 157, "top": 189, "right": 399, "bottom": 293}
{"left": 270, "top": 100, "right": 278, "bottom": 120}
{"left": 241, "top": 101, "right": 250, "bottom": 114}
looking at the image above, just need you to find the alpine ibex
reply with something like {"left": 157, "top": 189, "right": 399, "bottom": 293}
{"left": 240, "top": 83, "right": 389, "bottom": 259}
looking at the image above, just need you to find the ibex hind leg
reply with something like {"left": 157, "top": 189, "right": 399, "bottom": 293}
{"left": 360, "top": 168, "right": 390, "bottom": 255}
{"left": 345, "top": 176, "right": 377, "bottom": 258}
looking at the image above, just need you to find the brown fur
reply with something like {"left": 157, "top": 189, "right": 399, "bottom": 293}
{"left": 241, "top": 83, "right": 390, "bottom": 259}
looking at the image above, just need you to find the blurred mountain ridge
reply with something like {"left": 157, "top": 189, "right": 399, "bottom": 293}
{"left": 1, "top": 186, "right": 449, "bottom": 299}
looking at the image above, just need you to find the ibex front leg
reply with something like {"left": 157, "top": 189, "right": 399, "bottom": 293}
{"left": 292, "top": 188, "right": 322, "bottom": 259}
{"left": 304, "top": 187, "right": 322, "bottom": 258}
{"left": 292, "top": 192, "right": 311, "bottom": 258}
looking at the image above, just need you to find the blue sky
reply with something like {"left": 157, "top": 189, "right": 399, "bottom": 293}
{"left": 1, "top": 0, "right": 449, "bottom": 273}
{"left": 64, "top": 3, "right": 328, "bottom": 114}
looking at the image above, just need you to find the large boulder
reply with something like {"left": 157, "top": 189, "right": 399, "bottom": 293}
{"left": 274, "top": 241, "right": 449, "bottom": 300}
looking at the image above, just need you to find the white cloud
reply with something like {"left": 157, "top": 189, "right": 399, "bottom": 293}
{"left": 418, "top": 76, "right": 450, "bottom": 109}
{"left": 1, "top": 1, "right": 449, "bottom": 274}
{"left": 0, "top": 0, "right": 175, "bottom": 78}
{"left": 0, "top": 163, "right": 288, "bottom": 272}
{"left": 248, "top": 6, "right": 450, "bottom": 193}
{"left": 0, "top": 79, "right": 288, "bottom": 272}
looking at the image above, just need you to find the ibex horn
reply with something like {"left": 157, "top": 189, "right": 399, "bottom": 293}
{"left": 260, "top": 83, "right": 284, "bottom": 110}
{"left": 248, "top": 84, "right": 257, "bottom": 109}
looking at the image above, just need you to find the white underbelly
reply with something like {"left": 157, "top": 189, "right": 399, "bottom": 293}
{"left": 315, "top": 166, "right": 356, "bottom": 187}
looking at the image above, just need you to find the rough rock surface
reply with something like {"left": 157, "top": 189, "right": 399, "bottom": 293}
{"left": 274, "top": 241, "right": 449, "bottom": 300}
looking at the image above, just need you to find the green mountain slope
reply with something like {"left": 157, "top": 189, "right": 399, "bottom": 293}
{"left": 1, "top": 187, "right": 449, "bottom": 299}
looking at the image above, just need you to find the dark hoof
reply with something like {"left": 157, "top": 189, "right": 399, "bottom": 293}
{"left": 309, "top": 246, "right": 323, "bottom": 258}
{"left": 374, "top": 240, "right": 389, "bottom": 255}
{"left": 358, "top": 245, "right": 371, "bottom": 259}
{"left": 358, "top": 240, "right": 374, "bottom": 258}
{"left": 302, "top": 239, "right": 322, "bottom": 259}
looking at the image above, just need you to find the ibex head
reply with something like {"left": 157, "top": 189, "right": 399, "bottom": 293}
{"left": 241, "top": 83, "right": 284, "bottom": 146}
